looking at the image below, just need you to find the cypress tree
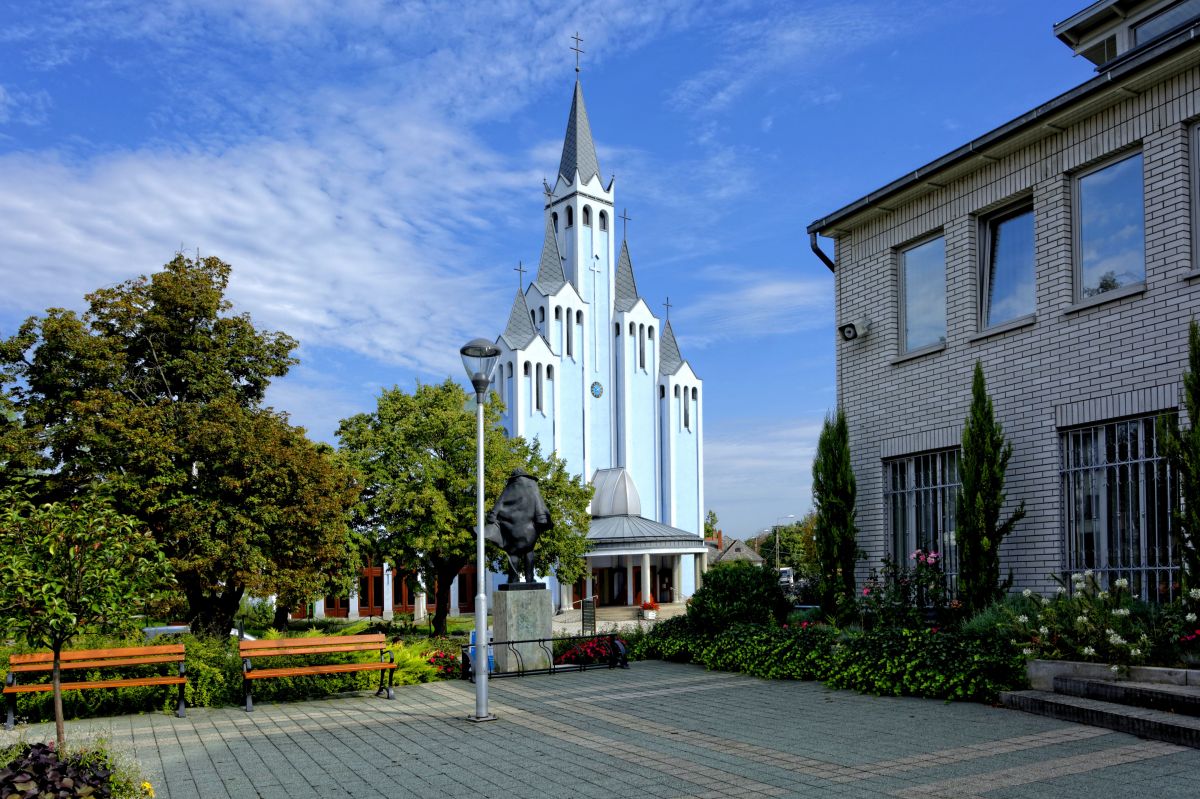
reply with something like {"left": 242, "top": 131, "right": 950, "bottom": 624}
{"left": 1159, "top": 320, "right": 1200, "bottom": 607}
{"left": 957, "top": 361, "right": 1025, "bottom": 614}
{"left": 812, "top": 408, "right": 858, "bottom": 617}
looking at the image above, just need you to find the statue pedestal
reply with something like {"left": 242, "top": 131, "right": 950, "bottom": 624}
{"left": 493, "top": 587, "right": 553, "bottom": 673}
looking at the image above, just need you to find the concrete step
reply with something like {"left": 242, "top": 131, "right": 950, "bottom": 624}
{"left": 1000, "top": 689, "right": 1200, "bottom": 748}
{"left": 1052, "top": 677, "right": 1200, "bottom": 718}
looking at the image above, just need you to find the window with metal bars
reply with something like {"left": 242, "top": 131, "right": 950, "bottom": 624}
{"left": 1060, "top": 414, "right": 1178, "bottom": 602}
{"left": 884, "top": 449, "right": 960, "bottom": 589}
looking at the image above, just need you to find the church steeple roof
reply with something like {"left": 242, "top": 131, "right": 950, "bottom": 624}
{"left": 614, "top": 240, "right": 639, "bottom": 312}
{"left": 501, "top": 289, "right": 537, "bottom": 350}
{"left": 659, "top": 320, "right": 684, "bottom": 376}
{"left": 533, "top": 215, "right": 567, "bottom": 294}
{"left": 558, "top": 81, "right": 601, "bottom": 185}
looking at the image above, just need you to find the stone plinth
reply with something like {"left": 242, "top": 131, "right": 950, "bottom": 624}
{"left": 493, "top": 587, "right": 553, "bottom": 673}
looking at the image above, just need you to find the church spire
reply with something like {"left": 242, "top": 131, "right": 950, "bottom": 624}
{"left": 659, "top": 320, "right": 684, "bottom": 376}
{"left": 534, "top": 215, "right": 567, "bottom": 293}
{"left": 558, "top": 81, "right": 601, "bottom": 186}
{"left": 500, "top": 289, "right": 537, "bottom": 349}
{"left": 614, "top": 240, "right": 639, "bottom": 312}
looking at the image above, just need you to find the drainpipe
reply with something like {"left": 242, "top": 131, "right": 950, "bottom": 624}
{"left": 810, "top": 231, "right": 835, "bottom": 272}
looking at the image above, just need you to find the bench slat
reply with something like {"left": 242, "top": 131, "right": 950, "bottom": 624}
{"left": 242, "top": 644, "right": 387, "bottom": 659}
{"left": 9, "top": 655, "right": 184, "bottom": 673}
{"left": 245, "top": 662, "right": 397, "bottom": 680}
{"left": 4, "top": 676, "right": 186, "bottom": 695}
{"left": 9, "top": 645, "right": 185, "bottom": 665}
{"left": 239, "top": 634, "right": 386, "bottom": 651}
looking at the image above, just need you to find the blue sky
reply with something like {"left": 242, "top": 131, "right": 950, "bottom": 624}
{"left": 0, "top": 0, "right": 1096, "bottom": 539}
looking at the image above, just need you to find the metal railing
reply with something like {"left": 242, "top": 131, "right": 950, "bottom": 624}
{"left": 460, "top": 633, "right": 628, "bottom": 681}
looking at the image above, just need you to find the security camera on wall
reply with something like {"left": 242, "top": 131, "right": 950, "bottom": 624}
{"left": 838, "top": 318, "right": 871, "bottom": 342}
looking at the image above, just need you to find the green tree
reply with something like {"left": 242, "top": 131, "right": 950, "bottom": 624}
{"left": 957, "top": 361, "right": 1026, "bottom": 614}
{"left": 1160, "top": 320, "right": 1200, "bottom": 608}
{"left": 0, "top": 254, "right": 360, "bottom": 635}
{"left": 758, "top": 511, "right": 818, "bottom": 576}
{"left": 338, "top": 380, "right": 593, "bottom": 635}
{"left": 703, "top": 509, "right": 719, "bottom": 538}
{"left": 0, "top": 488, "right": 173, "bottom": 750}
{"left": 812, "top": 409, "right": 858, "bottom": 617}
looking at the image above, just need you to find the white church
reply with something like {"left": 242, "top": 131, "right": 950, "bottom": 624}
{"left": 493, "top": 79, "right": 707, "bottom": 610}
{"left": 309, "top": 79, "right": 706, "bottom": 621}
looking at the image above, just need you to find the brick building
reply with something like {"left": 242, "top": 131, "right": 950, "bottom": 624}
{"left": 807, "top": 0, "right": 1200, "bottom": 600}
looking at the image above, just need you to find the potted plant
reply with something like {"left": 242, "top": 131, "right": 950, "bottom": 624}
{"left": 640, "top": 598, "right": 659, "bottom": 620}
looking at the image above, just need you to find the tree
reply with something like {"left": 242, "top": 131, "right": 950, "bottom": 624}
{"left": 758, "top": 511, "right": 819, "bottom": 576}
{"left": 338, "top": 379, "right": 593, "bottom": 635}
{"left": 957, "top": 361, "right": 1026, "bottom": 614}
{"left": 0, "top": 488, "right": 173, "bottom": 750}
{"left": 703, "top": 509, "right": 719, "bottom": 539}
{"left": 812, "top": 409, "right": 858, "bottom": 617}
{"left": 0, "top": 254, "right": 360, "bottom": 635}
{"left": 1160, "top": 320, "right": 1200, "bottom": 608}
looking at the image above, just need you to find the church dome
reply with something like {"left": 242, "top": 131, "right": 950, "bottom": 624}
{"left": 589, "top": 467, "right": 641, "bottom": 517}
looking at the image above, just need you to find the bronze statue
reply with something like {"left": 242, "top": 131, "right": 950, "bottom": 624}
{"left": 484, "top": 468, "right": 552, "bottom": 585}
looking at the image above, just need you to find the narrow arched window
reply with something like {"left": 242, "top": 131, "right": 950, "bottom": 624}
{"left": 599, "top": 211, "right": 608, "bottom": 231}
{"left": 536, "top": 364, "right": 544, "bottom": 412}
{"left": 691, "top": 387, "right": 698, "bottom": 400}
{"left": 673, "top": 385, "right": 680, "bottom": 397}
{"left": 614, "top": 323, "right": 620, "bottom": 337}
{"left": 684, "top": 386, "right": 691, "bottom": 430}
{"left": 524, "top": 362, "right": 531, "bottom": 376}
{"left": 576, "top": 310, "right": 583, "bottom": 324}
{"left": 659, "top": 385, "right": 665, "bottom": 399}
{"left": 638, "top": 324, "right": 646, "bottom": 370}
{"left": 552, "top": 212, "right": 558, "bottom": 230}
{"left": 582, "top": 205, "right": 591, "bottom": 227}
{"left": 629, "top": 321, "right": 635, "bottom": 336}
{"left": 566, "top": 307, "right": 574, "bottom": 357}
{"left": 547, "top": 365, "right": 554, "bottom": 380}
{"left": 506, "top": 362, "right": 514, "bottom": 408}
{"left": 530, "top": 310, "right": 535, "bottom": 326}
{"left": 566, "top": 206, "right": 574, "bottom": 228}
{"left": 648, "top": 326, "right": 654, "bottom": 341}
{"left": 554, "top": 306, "right": 562, "bottom": 320}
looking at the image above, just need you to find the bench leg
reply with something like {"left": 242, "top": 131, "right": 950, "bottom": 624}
{"left": 376, "top": 669, "right": 395, "bottom": 700}
{"left": 5, "top": 693, "right": 14, "bottom": 731}
{"left": 176, "top": 681, "right": 187, "bottom": 719}
{"left": 244, "top": 680, "right": 253, "bottom": 713}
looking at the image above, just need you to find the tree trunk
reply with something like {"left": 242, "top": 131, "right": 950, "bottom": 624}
{"left": 430, "top": 557, "right": 466, "bottom": 636}
{"left": 184, "top": 580, "right": 245, "bottom": 637}
{"left": 52, "top": 643, "right": 65, "bottom": 752}
{"left": 272, "top": 604, "right": 290, "bottom": 631}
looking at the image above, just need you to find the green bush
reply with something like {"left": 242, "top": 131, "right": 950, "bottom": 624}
{"left": 687, "top": 562, "right": 791, "bottom": 634}
{"left": 0, "top": 738, "right": 152, "bottom": 799}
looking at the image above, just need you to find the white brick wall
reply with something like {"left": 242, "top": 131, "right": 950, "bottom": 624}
{"left": 831, "top": 63, "right": 1200, "bottom": 594}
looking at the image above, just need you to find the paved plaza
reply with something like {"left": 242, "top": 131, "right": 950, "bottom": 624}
{"left": 3, "top": 661, "right": 1198, "bottom": 798}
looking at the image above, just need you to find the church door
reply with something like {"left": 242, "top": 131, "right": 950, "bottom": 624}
{"left": 358, "top": 561, "right": 385, "bottom": 617}
{"left": 324, "top": 594, "right": 350, "bottom": 617}
{"left": 458, "top": 567, "right": 477, "bottom": 614}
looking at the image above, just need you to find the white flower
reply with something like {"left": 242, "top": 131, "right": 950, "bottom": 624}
{"left": 1130, "top": 648, "right": 1141, "bottom": 657}
{"left": 1110, "top": 665, "right": 1120, "bottom": 673}
{"left": 1190, "top": 588, "right": 1200, "bottom": 600}
{"left": 1108, "top": 632, "right": 1126, "bottom": 645}
{"left": 1114, "top": 578, "right": 1129, "bottom": 589}
{"left": 1039, "top": 626, "right": 1049, "bottom": 636}
{"left": 1022, "top": 588, "right": 1033, "bottom": 598}
{"left": 1071, "top": 573, "right": 1084, "bottom": 583}
{"left": 1056, "top": 586, "right": 1068, "bottom": 595}
{"left": 1017, "top": 615, "right": 1029, "bottom": 624}
{"left": 1041, "top": 597, "right": 1051, "bottom": 606}
{"left": 1076, "top": 615, "right": 1088, "bottom": 625}
{"left": 1085, "top": 569, "right": 1094, "bottom": 578}
{"left": 1187, "top": 613, "right": 1197, "bottom": 623}
{"left": 1112, "top": 608, "right": 1130, "bottom": 617}
{"left": 1022, "top": 647, "right": 1033, "bottom": 656}
{"left": 1082, "top": 646, "right": 1097, "bottom": 656}
{"left": 1097, "top": 591, "right": 1108, "bottom": 600}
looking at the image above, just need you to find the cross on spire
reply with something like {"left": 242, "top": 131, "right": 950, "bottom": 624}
{"left": 663, "top": 296, "right": 672, "bottom": 321}
{"left": 571, "top": 32, "right": 584, "bottom": 74}
{"left": 620, "top": 208, "right": 631, "bottom": 241}
{"left": 515, "top": 261, "right": 527, "bottom": 290}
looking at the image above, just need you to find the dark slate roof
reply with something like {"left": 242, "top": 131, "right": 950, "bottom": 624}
{"left": 500, "top": 290, "right": 537, "bottom": 350}
{"left": 614, "top": 240, "right": 639, "bottom": 312}
{"left": 533, "top": 215, "right": 567, "bottom": 294}
{"left": 711, "top": 538, "right": 764, "bottom": 565}
{"left": 558, "top": 81, "right": 602, "bottom": 185}
{"left": 587, "top": 514, "right": 707, "bottom": 554}
{"left": 659, "top": 320, "right": 683, "bottom": 376}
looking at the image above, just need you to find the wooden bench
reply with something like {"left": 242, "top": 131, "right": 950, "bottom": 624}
{"left": 4, "top": 644, "right": 187, "bottom": 730}
{"left": 239, "top": 634, "right": 397, "bottom": 712}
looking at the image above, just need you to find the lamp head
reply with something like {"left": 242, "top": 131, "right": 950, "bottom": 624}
{"left": 460, "top": 338, "right": 501, "bottom": 397}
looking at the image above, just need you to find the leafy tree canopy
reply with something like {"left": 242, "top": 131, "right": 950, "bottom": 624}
{"left": 0, "top": 254, "right": 360, "bottom": 635}
{"left": 757, "top": 511, "right": 818, "bottom": 576}
{"left": 338, "top": 379, "right": 593, "bottom": 634}
{"left": 812, "top": 408, "right": 859, "bottom": 619}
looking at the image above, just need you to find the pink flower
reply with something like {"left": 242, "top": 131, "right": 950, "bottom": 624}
{"left": 862, "top": 587, "right": 871, "bottom": 596}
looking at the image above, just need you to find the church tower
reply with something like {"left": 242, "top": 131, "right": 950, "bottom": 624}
{"left": 492, "top": 76, "right": 706, "bottom": 608}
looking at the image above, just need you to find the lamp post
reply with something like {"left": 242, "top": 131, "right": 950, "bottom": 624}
{"left": 460, "top": 337, "right": 501, "bottom": 723}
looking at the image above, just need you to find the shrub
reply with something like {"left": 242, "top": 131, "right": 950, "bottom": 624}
{"left": 858, "top": 551, "right": 952, "bottom": 629}
{"left": 0, "top": 739, "right": 151, "bottom": 799}
{"left": 627, "top": 616, "right": 695, "bottom": 663}
{"left": 554, "top": 635, "right": 625, "bottom": 667}
{"left": 687, "top": 562, "right": 791, "bottom": 634}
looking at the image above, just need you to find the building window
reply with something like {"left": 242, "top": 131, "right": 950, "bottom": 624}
{"left": 1061, "top": 414, "right": 1177, "bottom": 602}
{"left": 583, "top": 205, "right": 592, "bottom": 227}
{"left": 599, "top": 210, "right": 608, "bottom": 231}
{"left": 683, "top": 386, "right": 690, "bottom": 430}
{"left": 552, "top": 212, "right": 558, "bottom": 230}
{"left": 884, "top": 449, "right": 960, "bottom": 589}
{"left": 565, "top": 206, "right": 574, "bottom": 228}
{"left": 638, "top": 323, "right": 646, "bottom": 369}
{"left": 900, "top": 235, "right": 946, "bottom": 351}
{"left": 535, "top": 364, "right": 543, "bottom": 412}
{"left": 981, "top": 204, "right": 1035, "bottom": 328}
{"left": 1076, "top": 151, "right": 1145, "bottom": 299}
{"left": 1133, "top": 0, "right": 1200, "bottom": 46}
{"left": 566, "top": 307, "right": 574, "bottom": 357}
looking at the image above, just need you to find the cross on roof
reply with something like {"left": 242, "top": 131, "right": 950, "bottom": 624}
{"left": 620, "top": 208, "right": 631, "bottom": 241}
{"left": 515, "top": 261, "right": 527, "bottom": 290}
{"left": 571, "top": 32, "right": 584, "bottom": 74}
{"left": 663, "top": 296, "right": 672, "bottom": 321}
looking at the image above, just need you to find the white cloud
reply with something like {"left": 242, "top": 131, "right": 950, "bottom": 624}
{"left": 674, "top": 267, "right": 833, "bottom": 348}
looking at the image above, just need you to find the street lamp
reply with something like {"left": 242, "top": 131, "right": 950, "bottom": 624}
{"left": 460, "top": 337, "right": 500, "bottom": 723}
